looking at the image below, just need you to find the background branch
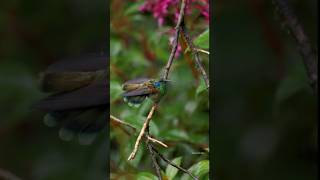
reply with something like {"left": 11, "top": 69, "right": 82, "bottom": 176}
{"left": 146, "top": 130, "right": 163, "bottom": 180}
{"left": 110, "top": 114, "right": 197, "bottom": 179}
{"left": 110, "top": 114, "right": 167, "bottom": 148}
{"left": 181, "top": 24, "right": 210, "bottom": 89}
{"left": 163, "top": 0, "right": 187, "bottom": 80}
{"left": 273, "top": 0, "right": 318, "bottom": 94}
{"left": 151, "top": 145, "right": 199, "bottom": 180}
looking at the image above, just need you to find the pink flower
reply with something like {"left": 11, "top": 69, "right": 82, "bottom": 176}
{"left": 140, "top": 0, "right": 209, "bottom": 57}
{"left": 140, "top": 0, "right": 178, "bottom": 26}
{"left": 195, "top": 0, "right": 209, "bottom": 21}
{"left": 139, "top": 0, "right": 209, "bottom": 26}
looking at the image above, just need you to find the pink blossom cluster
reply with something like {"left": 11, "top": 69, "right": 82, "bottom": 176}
{"left": 139, "top": 0, "right": 209, "bottom": 26}
{"left": 139, "top": 0, "right": 209, "bottom": 58}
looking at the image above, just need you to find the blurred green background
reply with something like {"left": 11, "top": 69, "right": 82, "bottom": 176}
{"left": 110, "top": 0, "right": 209, "bottom": 179}
{"left": 214, "top": 0, "right": 317, "bottom": 179}
{"left": 0, "top": 0, "right": 107, "bottom": 179}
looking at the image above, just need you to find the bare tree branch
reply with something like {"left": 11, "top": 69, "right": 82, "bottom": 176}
{"left": 163, "top": 0, "right": 187, "bottom": 80}
{"left": 151, "top": 144, "right": 199, "bottom": 180}
{"left": 181, "top": 24, "right": 210, "bottom": 89}
{"left": 110, "top": 115, "right": 136, "bottom": 130}
{"left": 111, "top": 114, "right": 198, "bottom": 180}
{"left": 110, "top": 115, "right": 167, "bottom": 148}
{"left": 146, "top": 130, "right": 162, "bottom": 180}
{"left": 128, "top": 104, "right": 157, "bottom": 160}
{"left": 273, "top": 0, "right": 318, "bottom": 94}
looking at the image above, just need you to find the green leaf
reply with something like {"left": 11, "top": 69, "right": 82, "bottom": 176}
{"left": 196, "top": 79, "right": 207, "bottom": 97}
{"left": 274, "top": 59, "right": 309, "bottom": 105}
{"left": 188, "top": 133, "right": 208, "bottom": 144}
{"left": 181, "top": 160, "right": 209, "bottom": 180}
{"left": 149, "top": 121, "right": 160, "bottom": 137}
{"left": 165, "top": 157, "right": 182, "bottom": 180}
{"left": 122, "top": 113, "right": 144, "bottom": 129}
{"left": 110, "top": 81, "right": 122, "bottom": 102}
{"left": 161, "top": 129, "right": 189, "bottom": 141}
{"left": 136, "top": 172, "right": 158, "bottom": 180}
{"left": 194, "top": 29, "right": 209, "bottom": 49}
{"left": 110, "top": 39, "right": 122, "bottom": 57}
{"left": 275, "top": 75, "right": 306, "bottom": 104}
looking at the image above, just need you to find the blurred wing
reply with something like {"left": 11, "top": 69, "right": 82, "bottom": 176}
{"left": 45, "top": 107, "right": 106, "bottom": 132}
{"left": 35, "top": 80, "right": 108, "bottom": 111}
{"left": 40, "top": 70, "right": 106, "bottom": 92}
{"left": 122, "top": 87, "right": 157, "bottom": 97}
{"left": 46, "top": 54, "right": 107, "bottom": 73}
{"left": 122, "top": 78, "right": 150, "bottom": 91}
{"left": 44, "top": 107, "right": 107, "bottom": 145}
{"left": 40, "top": 53, "right": 107, "bottom": 92}
{"left": 122, "top": 83, "right": 143, "bottom": 91}
{"left": 124, "top": 95, "right": 148, "bottom": 106}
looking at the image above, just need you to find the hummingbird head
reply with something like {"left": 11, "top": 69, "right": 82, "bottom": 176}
{"left": 153, "top": 78, "right": 171, "bottom": 89}
{"left": 153, "top": 81, "right": 161, "bottom": 88}
{"left": 152, "top": 79, "right": 168, "bottom": 96}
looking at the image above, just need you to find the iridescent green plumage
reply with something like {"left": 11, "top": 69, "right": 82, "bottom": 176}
{"left": 122, "top": 78, "right": 167, "bottom": 107}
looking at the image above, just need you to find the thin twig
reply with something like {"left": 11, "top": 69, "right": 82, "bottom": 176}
{"left": 151, "top": 144, "right": 199, "bottom": 180}
{"left": 110, "top": 115, "right": 136, "bottom": 130}
{"left": 195, "top": 48, "right": 210, "bottom": 55}
{"left": 273, "top": 0, "right": 318, "bottom": 94}
{"left": 146, "top": 130, "right": 162, "bottom": 180}
{"left": 110, "top": 115, "right": 167, "bottom": 148}
{"left": 147, "top": 136, "right": 168, "bottom": 148}
{"left": 181, "top": 25, "right": 210, "bottom": 89}
{"left": 110, "top": 114, "right": 165, "bottom": 179}
{"left": 128, "top": 104, "right": 157, "bottom": 160}
{"left": 163, "top": 0, "right": 187, "bottom": 80}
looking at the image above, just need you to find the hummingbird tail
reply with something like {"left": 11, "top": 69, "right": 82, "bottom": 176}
{"left": 123, "top": 96, "right": 147, "bottom": 108}
{"left": 43, "top": 107, "right": 106, "bottom": 145}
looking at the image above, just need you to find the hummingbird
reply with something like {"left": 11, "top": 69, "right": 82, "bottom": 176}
{"left": 34, "top": 53, "right": 108, "bottom": 145}
{"left": 122, "top": 78, "right": 167, "bottom": 107}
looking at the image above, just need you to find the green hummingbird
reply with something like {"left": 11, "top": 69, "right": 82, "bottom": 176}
{"left": 122, "top": 78, "right": 167, "bottom": 107}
